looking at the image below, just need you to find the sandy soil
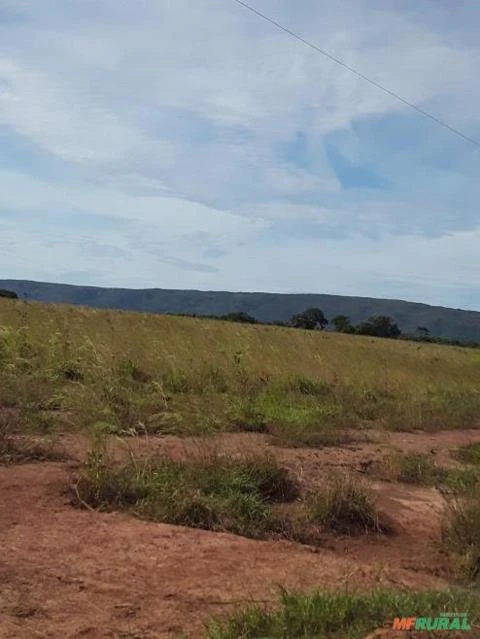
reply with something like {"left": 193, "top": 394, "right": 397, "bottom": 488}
{"left": 1, "top": 428, "right": 480, "bottom": 639}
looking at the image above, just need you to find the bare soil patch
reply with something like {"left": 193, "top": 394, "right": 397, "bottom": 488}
{"left": 2, "top": 427, "right": 480, "bottom": 638}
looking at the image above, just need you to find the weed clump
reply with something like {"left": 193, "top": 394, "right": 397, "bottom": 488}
{"left": 304, "top": 475, "right": 385, "bottom": 535}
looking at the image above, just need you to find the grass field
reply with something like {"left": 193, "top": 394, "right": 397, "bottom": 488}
{"left": 1, "top": 297, "right": 480, "bottom": 442}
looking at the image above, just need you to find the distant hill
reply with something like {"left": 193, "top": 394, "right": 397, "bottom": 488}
{"left": 1, "top": 279, "right": 480, "bottom": 342}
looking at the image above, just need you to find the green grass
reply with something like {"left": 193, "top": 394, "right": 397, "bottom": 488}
{"left": 1, "top": 298, "right": 480, "bottom": 440}
{"left": 369, "top": 452, "right": 480, "bottom": 494}
{"left": 205, "top": 587, "right": 480, "bottom": 638}
{"left": 304, "top": 475, "right": 385, "bottom": 535}
{"left": 397, "top": 453, "right": 439, "bottom": 485}
{"left": 74, "top": 440, "right": 388, "bottom": 541}
{"left": 442, "top": 467, "right": 480, "bottom": 495}
{"left": 441, "top": 489, "right": 480, "bottom": 583}
{"left": 74, "top": 445, "right": 299, "bottom": 539}
{"left": 229, "top": 378, "right": 358, "bottom": 447}
{"left": 456, "top": 442, "right": 480, "bottom": 466}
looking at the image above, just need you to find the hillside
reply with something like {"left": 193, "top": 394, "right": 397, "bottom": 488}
{"left": 1, "top": 297, "right": 480, "bottom": 637}
{"left": 1, "top": 278, "right": 480, "bottom": 342}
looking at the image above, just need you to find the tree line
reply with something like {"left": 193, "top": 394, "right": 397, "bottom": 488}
{"left": 229, "top": 307, "right": 403, "bottom": 338}
{"left": 175, "top": 307, "right": 479, "bottom": 347}
{"left": 1, "top": 287, "right": 477, "bottom": 347}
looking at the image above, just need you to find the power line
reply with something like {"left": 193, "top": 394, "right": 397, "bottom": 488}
{"left": 231, "top": 0, "right": 480, "bottom": 149}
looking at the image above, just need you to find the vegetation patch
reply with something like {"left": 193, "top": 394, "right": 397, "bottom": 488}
{"left": 456, "top": 442, "right": 480, "bottom": 466}
{"left": 206, "top": 587, "right": 480, "bottom": 639}
{"left": 442, "top": 467, "right": 480, "bottom": 495}
{"left": 441, "top": 489, "right": 480, "bottom": 583}
{"left": 73, "top": 441, "right": 389, "bottom": 542}
{"left": 303, "top": 475, "right": 387, "bottom": 535}
{"left": 369, "top": 452, "right": 480, "bottom": 494}
{"left": 388, "top": 389, "right": 480, "bottom": 432}
{"left": 229, "top": 377, "right": 361, "bottom": 446}
{"left": 73, "top": 446, "right": 299, "bottom": 539}
{"left": 0, "top": 416, "right": 63, "bottom": 465}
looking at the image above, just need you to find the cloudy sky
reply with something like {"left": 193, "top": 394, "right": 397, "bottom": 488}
{"left": 1, "top": 0, "right": 479, "bottom": 309}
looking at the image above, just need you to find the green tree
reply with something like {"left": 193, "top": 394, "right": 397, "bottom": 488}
{"left": 0, "top": 288, "right": 18, "bottom": 299}
{"left": 416, "top": 326, "right": 430, "bottom": 339}
{"left": 332, "top": 314, "right": 354, "bottom": 333}
{"left": 221, "top": 312, "right": 258, "bottom": 324}
{"left": 290, "top": 308, "right": 328, "bottom": 330}
{"left": 356, "top": 315, "right": 401, "bottom": 339}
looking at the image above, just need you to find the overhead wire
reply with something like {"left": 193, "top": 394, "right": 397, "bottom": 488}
{"left": 232, "top": 0, "right": 480, "bottom": 149}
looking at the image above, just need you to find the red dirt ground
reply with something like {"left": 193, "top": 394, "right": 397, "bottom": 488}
{"left": 1, "top": 428, "right": 480, "bottom": 639}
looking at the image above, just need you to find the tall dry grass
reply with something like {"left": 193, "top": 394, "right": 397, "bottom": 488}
{"left": 1, "top": 298, "right": 480, "bottom": 439}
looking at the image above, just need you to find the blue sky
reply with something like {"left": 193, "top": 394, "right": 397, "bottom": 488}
{"left": 0, "top": 0, "right": 479, "bottom": 309}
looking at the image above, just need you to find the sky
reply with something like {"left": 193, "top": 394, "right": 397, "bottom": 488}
{"left": 0, "top": 0, "right": 479, "bottom": 309}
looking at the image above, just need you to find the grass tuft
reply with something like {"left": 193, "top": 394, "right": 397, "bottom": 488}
{"left": 441, "top": 489, "right": 480, "bottom": 583}
{"left": 206, "top": 587, "right": 480, "bottom": 639}
{"left": 304, "top": 475, "right": 385, "bottom": 535}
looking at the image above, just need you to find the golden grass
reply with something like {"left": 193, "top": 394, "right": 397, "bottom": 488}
{"left": 1, "top": 298, "right": 480, "bottom": 438}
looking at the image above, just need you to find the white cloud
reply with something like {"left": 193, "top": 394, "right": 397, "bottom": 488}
{"left": 0, "top": 0, "right": 479, "bottom": 307}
